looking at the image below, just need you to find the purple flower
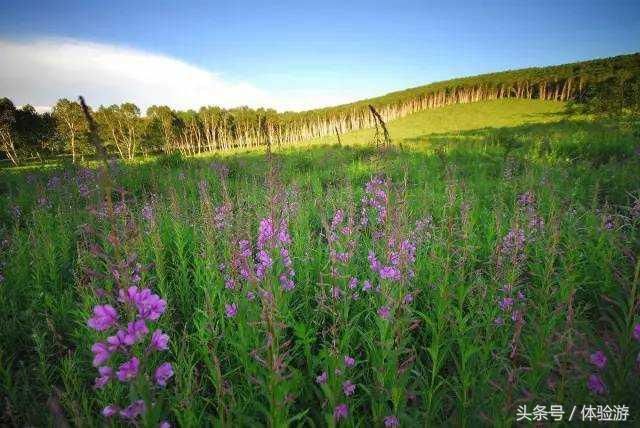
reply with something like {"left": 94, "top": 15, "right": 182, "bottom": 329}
{"left": 587, "top": 374, "right": 606, "bottom": 395}
{"left": 87, "top": 305, "right": 118, "bottom": 331}
{"left": 348, "top": 277, "right": 358, "bottom": 289}
{"left": 403, "top": 293, "right": 414, "bottom": 305}
{"left": 517, "top": 191, "right": 535, "bottom": 207}
{"left": 117, "top": 357, "right": 140, "bottom": 382}
{"left": 258, "top": 218, "right": 275, "bottom": 249}
{"left": 280, "top": 273, "right": 295, "bottom": 291}
{"left": 378, "top": 305, "right": 391, "bottom": 320}
{"left": 589, "top": 350, "right": 607, "bottom": 369}
{"left": 344, "top": 355, "right": 355, "bottom": 368}
{"left": 342, "top": 380, "right": 356, "bottom": 396}
{"left": 91, "top": 342, "right": 112, "bottom": 367}
{"left": 603, "top": 214, "right": 614, "bottom": 230}
{"left": 102, "top": 405, "right": 118, "bottom": 417}
{"left": 362, "top": 280, "right": 372, "bottom": 291}
{"left": 498, "top": 228, "right": 526, "bottom": 259}
{"left": 141, "top": 203, "right": 154, "bottom": 221}
{"left": 155, "top": 362, "right": 174, "bottom": 387}
{"left": 135, "top": 289, "right": 167, "bottom": 320}
{"left": 331, "top": 209, "right": 344, "bottom": 229}
{"left": 379, "top": 266, "right": 401, "bottom": 281}
{"left": 118, "top": 286, "right": 140, "bottom": 304}
{"left": 315, "top": 371, "right": 328, "bottom": 385}
{"left": 384, "top": 415, "right": 399, "bottom": 427}
{"left": 150, "top": 329, "right": 170, "bottom": 351}
{"left": 246, "top": 291, "right": 256, "bottom": 301}
{"left": 106, "top": 330, "right": 129, "bottom": 351}
{"left": 213, "top": 203, "right": 231, "bottom": 230}
{"left": 334, "top": 403, "right": 348, "bottom": 421}
{"left": 120, "top": 400, "right": 146, "bottom": 419}
{"left": 159, "top": 421, "right": 171, "bottom": 428}
{"left": 123, "top": 319, "right": 149, "bottom": 345}
{"left": 257, "top": 250, "right": 273, "bottom": 269}
{"left": 225, "top": 303, "right": 238, "bottom": 318}
{"left": 94, "top": 366, "right": 113, "bottom": 389}
{"left": 494, "top": 317, "right": 504, "bottom": 326}
{"left": 368, "top": 251, "right": 381, "bottom": 273}
{"left": 331, "top": 287, "right": 342, "bottom": 299}
{"left": 498, "top": 297, "right": 514, "bottom": 311}
{"left": 633, "top": 323, "right": 640, "bottom": 342}
{"left": 225, "top": 278, "right": 236, "bottom": 290}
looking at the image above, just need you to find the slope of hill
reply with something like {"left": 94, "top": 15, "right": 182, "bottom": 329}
{"left": 299, "top": 99, "right": 567, "bottom": 149}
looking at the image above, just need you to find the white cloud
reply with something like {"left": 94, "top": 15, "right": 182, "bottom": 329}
{"left": 0, "top": 38, "right": 358, "bottom": 113}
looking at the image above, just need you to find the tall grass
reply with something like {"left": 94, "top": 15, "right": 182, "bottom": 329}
{"left": 1, "top": 109, "right": 639, "bottom": 426}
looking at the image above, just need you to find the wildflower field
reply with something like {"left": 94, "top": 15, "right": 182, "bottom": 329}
{"left": 1, "top": 100, "right": 640, "bottom": 426}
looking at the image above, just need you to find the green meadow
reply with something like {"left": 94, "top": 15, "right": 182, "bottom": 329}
{"left": 1, "top": 99, "right": 639, "bottom": 426}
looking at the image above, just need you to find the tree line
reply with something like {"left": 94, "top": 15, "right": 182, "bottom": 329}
{"left": 1, "top": 53, "right": 639, "bottom": 165}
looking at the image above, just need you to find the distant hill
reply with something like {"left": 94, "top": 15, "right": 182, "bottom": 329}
{"left": 2, "top": 53, "right": 638, "bottom": 165}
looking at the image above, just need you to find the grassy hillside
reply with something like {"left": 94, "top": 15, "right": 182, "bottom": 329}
{"left": 302, "top": 99, "right": 568, "bottom": 148}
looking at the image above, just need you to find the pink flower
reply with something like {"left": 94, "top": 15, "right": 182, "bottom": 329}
{"left": 87, "top": 305, "right": 118, "bottom": 331}
{"left": 280, "top": 274, "right": 295, "bottom": 291}
{"left": 123, "top": 319, "right": 149, "bottom": 345}
{"left": 225, "top": 303, "right": 238, "bottom": 318}
{"left": 342, "top": 380, "right": 356, "bottom": 396}
{"left": 155, "top": 362, "right": 174, "bottom": 387}
{"left": 331, "top": 287, "right": 342, "bottom": 299}
{"left": 102, "top": 405, "right": 118, "bottom": 417}
{"left": 315, "top": 371, "right": 328, "bottom": 385}
{"left": 587, "top": 374, "right": 606, "bottom": 395}
{"left": 384, "top": 415, "right": 399, "bottom": 427}
{"left": 106, "top": 330, "right": 128, "bottom": 351}
{"left": 633, "top": 323, "right": 640, "bottom": 341}
{"left": 120, "top": 400, "right": 146, "bottom": 419}
{"left": 378, "top": 305, "right": 391, "bottom": 320}
{"left": 117, "top": 357, "right": 140, "bottom": 382}
{"left": 589, "top": 350, "right": 607, "bottom": 369}
{"left": 344, "top": 355, "right": 355, "bottom": 368}
{"left": 118, "top": 286, "right": 140, "bottom": 304}
{"left": 333, "top": 403, "right": 348, "bottom": 421}
{"left": 348, "top": 277, "right": 358, "bottom": 289}
{"left": 94, "top": 366, "right": 113, "bottom": 389}
{"left": 136, "top": 289, "right": 166, "bottom": 320}
{"left": 379, "top": 266, "right": 401, "bottom": 281}
{"left": 403, "top": 293, "right": 414, "bottom": 304}
{"left": 91, "top": 342, "right": 112, "bottom": 367}
{"left": 368, "top": 251, "right": 381, "bottom": 273}
{"left": 150, "top": 329, "right": 169, "bottom": 351}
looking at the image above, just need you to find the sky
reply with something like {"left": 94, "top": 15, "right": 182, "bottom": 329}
{"left": 0, "top": 0, "right": 639, "bottom": 113}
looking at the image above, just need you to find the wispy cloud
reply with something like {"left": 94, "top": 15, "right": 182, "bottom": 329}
{"left": 0, "top": 38, "right": 357, "bottom": 113}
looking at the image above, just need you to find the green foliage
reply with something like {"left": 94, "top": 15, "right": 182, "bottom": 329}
{"left": 1, "top": 100, "right": 640, "bottom": 426}
{"left": 156, "top": 151, "right": 185, "bottom": 168}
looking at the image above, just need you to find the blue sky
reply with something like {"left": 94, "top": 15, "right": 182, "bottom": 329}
{"left": 1, "top": 0, "right": 639, "bottom": 111}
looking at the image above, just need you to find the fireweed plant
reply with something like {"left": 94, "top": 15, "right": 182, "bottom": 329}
{"left": 80, "top": 188, "right": 173, "bottom": 426}
{"left": 313, "top": 175, "right": 432, "bottom": 426}
{"left": 212, "top": 160, "right": 304, "bottom": 426}
{"left": 2, "top": 111, "right": 640, "bottom": 426}
{"left": 315, "top": 201, "right": 363, "bottom": 427}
